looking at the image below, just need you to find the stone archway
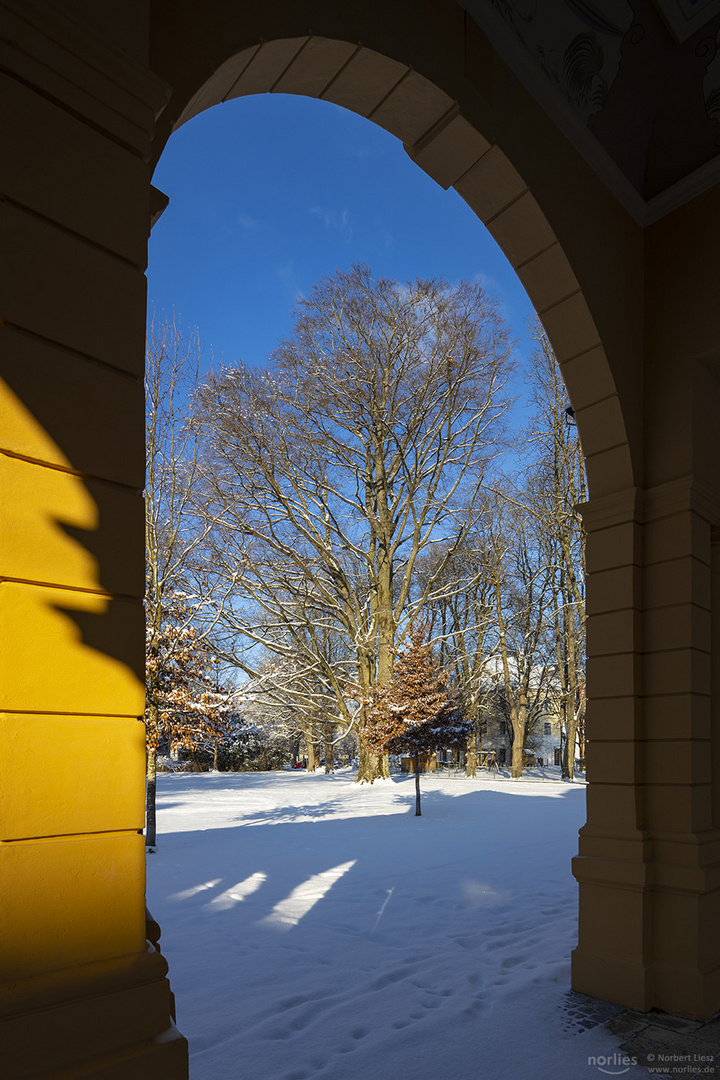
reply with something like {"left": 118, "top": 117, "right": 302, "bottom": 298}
{"left": 4, "top": 3, "right": 720, "bottom": 1078}
{"left": 154, "top": 31, "right": 647, "bottom": 1013}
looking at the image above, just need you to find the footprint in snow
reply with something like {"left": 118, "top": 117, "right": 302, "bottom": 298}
{"left": 288, "top": 1013, "right": 313, "bottom": 1031}
{"left": 482, "top": 923, "right": 509, "bottom": 936}
{"left": 451, "top": 936, "right": 478, "bottom": 950}
{"left": 501, "top": 956, "right": 524, "bottom": 968}
{"left": 486, "top": 937, "right": 513, "bottom": 952}
{"left": 371, "top": 966, "right": 412, "bottom": 989}
{"left": 463, "top": 995, "right": 486, "bottom": 1017}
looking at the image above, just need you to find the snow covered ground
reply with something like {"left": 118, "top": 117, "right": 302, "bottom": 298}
{"left": 146, "top": 769, "right": 642, "bottom": 1080}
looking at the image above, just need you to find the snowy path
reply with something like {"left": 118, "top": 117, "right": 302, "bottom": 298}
{"left": 146, "top": 771, "right": 638, "bottom": 1080}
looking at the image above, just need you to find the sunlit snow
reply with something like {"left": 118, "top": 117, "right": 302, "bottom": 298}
{"left": 146, "top": 769, "right": 637, "bottom": 1080}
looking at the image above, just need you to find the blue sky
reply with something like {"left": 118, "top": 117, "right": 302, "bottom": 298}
{"left": 147, "top": 93, "right": 538, "bottom": 376}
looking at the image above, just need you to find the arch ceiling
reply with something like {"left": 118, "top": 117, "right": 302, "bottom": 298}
{"left": 460, "top": 0, "right": 720, "bottom": 221}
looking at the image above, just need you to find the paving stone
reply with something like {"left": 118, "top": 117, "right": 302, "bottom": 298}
{"left": 561, "top": 990, "right": 624, "bottom": 1035}
{"left": 606, "top": 1010, "right": 653, "bottom": 1040}
{"left": 644, "top": 1011, "right": 704, "bottom": 1034}
{"left": 693, "top": 1019, "right": 720, "bottom": 1050}
{"left": 688, "top": 1030, "right": 720, "bottom": 1054}
{"left": 621, "top": 1024, "right": 700, "bottom": 1063}
{"left": 598, "top": 1008, "right": 720, "bottom": 1078}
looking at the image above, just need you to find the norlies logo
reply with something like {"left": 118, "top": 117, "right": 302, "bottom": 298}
{"left": 588, "top": 1053, "right": 638, "bottom": 1075}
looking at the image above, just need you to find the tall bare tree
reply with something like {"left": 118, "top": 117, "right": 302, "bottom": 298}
{"left": 145, "top": 314, "right": 222, "bottom": 843}
{"left": 241, "top": 632, "right": 356, "bottom": 773}
{"left": 419, "top": 536, "right": 497, "bottom": 775}
{"left": 524, "top": 322, "right": 586, "bottom": 778}
{"left": 196, "top": 265, "right": 513, "bottom": 781}
{"left": 486, "top": 492, "right": 555, "bottom": 778}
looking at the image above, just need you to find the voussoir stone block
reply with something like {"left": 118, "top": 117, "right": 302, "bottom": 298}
{"left": 370, "top": 69, "right": 454, "bottom": 146}
{"left": 584, "top": 445, "right": 635, "bottom": 500}
{"left": 321, "top": 47, "right": 408, "bottom": 116}
{"left": 540, "top": 291, "right": 602, "bottom": 364}
{"left": 484, "top": 189, "right": 556, "bottom": 267}
{"left": 273, "top": 37, "right": 358, "bottom": 98}
{"left": 224, "top": 38, "right": 309, "bottom": 98}
{"left": 575, "top": 396, "right": 627, "bottom": 459}
{"left": 559, "top": 345, "right": 617, "bottom": 413}
{"left": 408, "top": 112, "right": 490, "bottom": 190}
{"left": 515, "top": 241, "right": 580, "bottom": 314}
{"left": 454, "top": 143, "right": 527, "bottom": 223}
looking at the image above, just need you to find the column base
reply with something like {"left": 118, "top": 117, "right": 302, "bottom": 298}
{"left": 2, "top": 949, "right": 187, "bottom": 1080}
{"left": 574, "top": 850, "right": 720, "bottom": 1019}
{"left": 572, "top": 947, "right": 652, "bottom": 1012}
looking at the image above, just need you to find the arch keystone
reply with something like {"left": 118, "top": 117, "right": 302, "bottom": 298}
{"left": 272, "top": 37, "right": 358, "bottom": 97}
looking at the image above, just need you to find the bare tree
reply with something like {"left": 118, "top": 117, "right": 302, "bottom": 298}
{"left": 241, "top": 637, "right": 356, "bottom": 773}
{"left": 486, "top": 492, "right": 554, "bottom": 778}
{"left": 144, "top": 314, "right": 222, "bottom": 844}
{"left": 419, "top": 536, "right": 497, "bottom": 775}
{"left": 524, "top": 322, "right": 586, "bottom": 778}
{"left": 195, "top": 265, "right": 513, "bottom": 781}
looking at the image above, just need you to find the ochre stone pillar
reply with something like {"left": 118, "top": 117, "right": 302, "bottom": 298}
{"left": 572, "top": 489, "right": 649, "bottom": 1008}
{"left": 574, "top": 479, "right": 720, "bottom": 1018}
{"left": 0, "top": 3, "right": 186, "bottom": 1076}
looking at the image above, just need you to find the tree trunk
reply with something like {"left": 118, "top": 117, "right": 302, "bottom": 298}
{"left": 324, "top": 723, "right": 334, "bottom": 773}
{"left": 357, "top": 744, "right": 389, "bottom": 783}
{"left": 563, "top": 709, "right": 578, "bottom": 780}
{"left": 213, "top": 739, "right": 219, "bottom": 772}
{"left": 577, "top": 707, "right": 586, "bottom": 771}
{"left": 511, "top": 696, "right": 527, "bottom": 779}
{"left": 465, "top": 730, "right": 477, "bottom": 777}
{"left": 414, "top": 753, "right": 422, "bottom": 816}
{"left": 303, "top": 721, "right": 317, "bottom": 772}
{"left": 146, "top": 750, "right": 157, "bottom": 849}
{"left": 510, "top": 736, "right": 524, "bottom": 779}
